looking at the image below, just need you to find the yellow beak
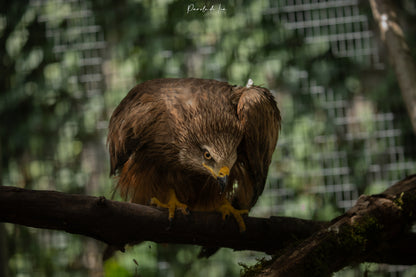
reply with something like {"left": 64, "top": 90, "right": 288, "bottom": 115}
{"left": 203, "top": 163, "right": 230, "bottom": 193}
{"left": 218, "top": 166, "right": 230, "bottom": 177}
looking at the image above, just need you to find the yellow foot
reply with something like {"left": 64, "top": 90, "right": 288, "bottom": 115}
{"left": 217, "top": 200, "right": 248, "bottom": 232}
{"left": 150, "top": 189, "right": 189, "bottom": 220}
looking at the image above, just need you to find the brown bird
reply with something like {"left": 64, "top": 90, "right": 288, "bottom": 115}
{"left": 108, "top": 78, "right": 281, "bottom": 233}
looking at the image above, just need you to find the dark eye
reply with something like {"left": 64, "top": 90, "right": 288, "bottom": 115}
{"left": 203, "top": 150, "right": 212, "bottom": 160}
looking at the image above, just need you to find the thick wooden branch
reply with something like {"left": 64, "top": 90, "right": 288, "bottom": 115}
{"left": 257, "top": 174, "right": 416, "bottom": 277}
{"left": 2, "top": 174, "right": 416, "bottom": 276}
{"left": 369, "top": 0, "right": 416, "bottom": 134}
{"left": 0, "top": 186, "right": 324, "bottom": 254}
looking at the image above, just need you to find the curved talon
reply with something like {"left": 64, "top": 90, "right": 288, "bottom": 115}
{"left": 150, "top": 197, "right": 167, "bottom": 208}
{"left": 217, "top": 200, "right": 248, "bottom": 232}
{"left": 175, "top": 202, "right": 189, "bottom": 217}
{"left": 150, "top": 189, "right": 189, "bottom": 221}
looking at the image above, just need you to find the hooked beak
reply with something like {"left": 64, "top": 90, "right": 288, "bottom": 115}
{"left": 202, "top": 163, "right": 230, "bottom": 194}
{"left": 217, "top": 166, "right": 230, "bottom": 194}
{"left": 217, "top": 175, "right": 228, "bottom": 193}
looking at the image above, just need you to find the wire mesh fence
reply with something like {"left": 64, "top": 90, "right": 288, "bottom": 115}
{"left": 266, "top": 0, "right": 383, "bottom": 66}
{"left": 258, "top": 0, "right": 415, "bottom": 214}
{"left": 32, "top": 0, "right": 106, "bottom": 99}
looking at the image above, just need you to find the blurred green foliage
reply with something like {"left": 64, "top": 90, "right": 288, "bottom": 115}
{"left": 1, "top": 0, "right": 416, "bottom": 276}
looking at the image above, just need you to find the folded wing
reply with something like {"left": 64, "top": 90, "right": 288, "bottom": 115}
{"left": 231, "top": 85, "right": 281, "bottom": 209}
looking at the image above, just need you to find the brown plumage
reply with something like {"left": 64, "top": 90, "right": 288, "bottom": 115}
{"left": 108, "top": 78, "right": 281, "bottom": 228}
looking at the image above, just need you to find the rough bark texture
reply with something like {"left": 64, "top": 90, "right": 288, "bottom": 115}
{"left": 0, "top": 185, "right": 325, "bottom": 254}
{"left": 369, "top": 0, "right": 416, "bottom": 134}
{"left": 1, "top": 174, "right": 416, "bottom": 276}
{"left": 257, "top": 174, "right": 416, "bottom": 277}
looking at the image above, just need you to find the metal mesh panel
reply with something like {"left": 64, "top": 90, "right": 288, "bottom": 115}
{"left": 255, "top": 0, "right": 416, "bottom": 208}
{"left": 32, "top": 0, "right": 105, "bottom": 100}
{"left": 256, "top": 70, "right": 415, "bottom": 216}
{"left": 265, "top": 0, "right": 382, "bottom": 67}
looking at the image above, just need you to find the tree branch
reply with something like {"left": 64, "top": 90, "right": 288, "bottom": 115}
{"left": 257, "top": 174, "right": 416, "bottom": 277}
{"left": 2, "top": 174, "right": 416, "bottom": 276}
{"left": 0, "top": 186, "right": 324, "bottom": 254}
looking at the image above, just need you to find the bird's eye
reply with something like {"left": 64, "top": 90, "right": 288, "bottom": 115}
{"left": 203, "top": 151, "right": 212, "bottom": 160}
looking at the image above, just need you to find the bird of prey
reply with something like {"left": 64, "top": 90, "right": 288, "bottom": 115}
{"left": 108, "top": 78, "right": 281, "bottom": 232}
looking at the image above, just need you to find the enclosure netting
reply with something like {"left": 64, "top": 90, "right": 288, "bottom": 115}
{"left": 258, "top": 0, "right": 415, "bottom": 215}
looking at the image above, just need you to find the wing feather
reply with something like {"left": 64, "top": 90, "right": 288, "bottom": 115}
{"left": 231, "top": 85, "right": 281, "bottom": 209}
{"left": 107, "top": 81, "right": 167, "bottom": 176}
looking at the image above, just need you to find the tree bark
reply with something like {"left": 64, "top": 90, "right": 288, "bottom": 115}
{"left": 257, "top": 174, "right": 416, "bottom": 277}
{"left": 1, "top": 174, "right": 416, "bottom": 276}
{"left": 369, "top": 0, "right": 416, "bottom": 134}
{"left": 0, "top": 185, "right": 325, "bottom": 254}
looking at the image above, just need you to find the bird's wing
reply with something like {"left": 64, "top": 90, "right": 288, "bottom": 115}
{"left": 107, "top": 81, "right": 167, "bottom": 176}
{"left": 107, "top": 78, "right": 209, "bottom": 176}
{"left": 231, "top": 85, "right": 281, "bottom": 209}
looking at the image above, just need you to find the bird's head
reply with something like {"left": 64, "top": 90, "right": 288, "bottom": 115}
{"left": 177, "top": 114, "right": 241, "bottom": 193}
{"left": 178, "top": 141, "right": 238, "bottom": 193}
{"left": 199, "top": 144, "right": 237, "bottom": 193}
